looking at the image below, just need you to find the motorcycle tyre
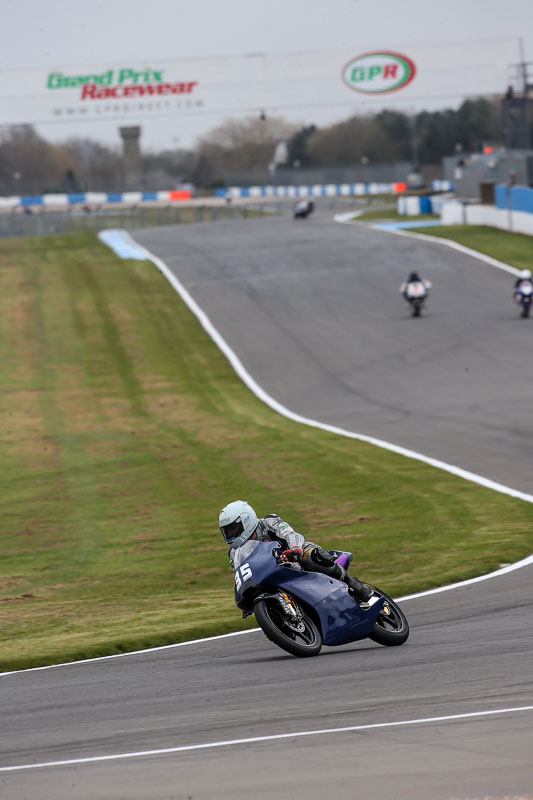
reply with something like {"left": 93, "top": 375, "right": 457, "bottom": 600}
{"left": 254, "top": 596, "right": 323, "bottom": 658}
{"left": 367, "top": 586, "right": 410, "bottom": 646}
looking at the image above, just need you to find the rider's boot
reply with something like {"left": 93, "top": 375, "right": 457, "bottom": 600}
{"left": 330, "top": 560, "right": 373, "bottom": 603}
{"left": 302, "top": 546, "right": 372, "bottom": 603}
{"left": 344, "top": 574, "right": 373, "bottom": 603}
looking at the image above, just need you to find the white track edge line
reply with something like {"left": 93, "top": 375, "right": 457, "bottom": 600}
{"left": 1, "top": 705, "right": 532, "bottom": 772}
{"left": 2, "top": 226, "right": 529, "bottom": 679}
{"left": 334, "top": 209, "right": 523, "bottom": 276}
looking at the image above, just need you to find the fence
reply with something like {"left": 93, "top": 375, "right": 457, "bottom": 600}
{"left": 223, "top": 163, "right": 414, "bottom": 187}
{"left": 0, "top": 204, "right": 267, "bottom": 239}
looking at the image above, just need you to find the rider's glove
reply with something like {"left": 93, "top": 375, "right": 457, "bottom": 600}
{"left": 280, "top": 546, "right": 304, "bottom": 563}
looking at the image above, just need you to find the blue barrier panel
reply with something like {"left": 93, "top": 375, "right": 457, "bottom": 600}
{"left": 495, "top": 184, "right": 533, "bottom": 213}
{"left": 20, "top": 195, "right": 44, "bottom": 206}
{"left": 419, "top": 196, "right": 432, "bottom": 213}
{"left": 214, "top": 188, "right": 227, "bottom": 197}
{"left": 67, "top": 193, "right": 87, "bottom": 204}
{"left": 141, "top": 192, "right": 158, "bottom": 201}
{"left": 510, "top": 186, "right": 533, "bottom": 213}
{"left": 106, "top": 194, "right": 123, "bottom": 203}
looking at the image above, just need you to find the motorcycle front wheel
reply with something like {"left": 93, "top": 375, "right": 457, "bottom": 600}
{"left": 367, "top": 587, "right": 410, "bottom": 646}
{"left": 254, "top": 595, "right": 322, "bottom": 657}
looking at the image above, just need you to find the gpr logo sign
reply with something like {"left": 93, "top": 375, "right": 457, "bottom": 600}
{"left": 342, "top": 51, "right": 416, "bottom": 94}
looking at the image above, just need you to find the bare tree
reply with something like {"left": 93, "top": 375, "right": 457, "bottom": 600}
{"left": 0, "top": 126, "right": 78, "bottom": 195}
{"left": 191, "top": 115, "right": 299, "bottom": 185}
{"left": 63, "top": 138, "right": 123, "bottom": 192}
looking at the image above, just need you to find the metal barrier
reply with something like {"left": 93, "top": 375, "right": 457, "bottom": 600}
{"left": 0, "top": 195, "right": 386, "bottom": 238}
{"left": 0, "top": 204, "right": 261, "bottom": 239}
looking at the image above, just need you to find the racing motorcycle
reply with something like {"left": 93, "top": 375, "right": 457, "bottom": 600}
{"left": 514, "top": 281, "right": 533, "bottom": 318}
{"left": 294, "top": 199, "right": 314, "bottom": 219}
{"left": 404, "top": 281, "right": 428, "bottom": 317}
{"left": 234, "top": 541, "right": 409, "bottom": 657}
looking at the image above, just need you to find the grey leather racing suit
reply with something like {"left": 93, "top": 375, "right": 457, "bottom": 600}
{"left": 228, "top": 513, "right": 371, "bottom": 602}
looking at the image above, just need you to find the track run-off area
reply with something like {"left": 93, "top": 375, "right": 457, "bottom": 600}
{"left": 1, "top": 209, "right": 532, "bottom": 800}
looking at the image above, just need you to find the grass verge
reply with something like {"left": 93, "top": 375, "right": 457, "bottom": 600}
{"left": 407, "top": 224, "right": 533, "bottom": 268}
{"left": 1, "top": 232, "right": 532, "bottom": 670}
{"left": 354, "top": 208, "right": 439, "bottom": 222}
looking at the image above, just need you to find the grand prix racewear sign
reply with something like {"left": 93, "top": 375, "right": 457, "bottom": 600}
{"left": 47, "top": 67, "right": 198, "bottom": 100}
{"left": 1, "top": 62, "right": 203, "bottom": 124}
{"left": 0, "top": 38, "right": 521, "bottom": 126}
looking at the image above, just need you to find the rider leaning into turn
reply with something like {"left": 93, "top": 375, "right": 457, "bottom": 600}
{"left": 218, "top": 500, "right": 372, "bottom": 604}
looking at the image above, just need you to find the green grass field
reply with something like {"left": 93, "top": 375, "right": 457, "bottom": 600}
{"left": 408, "top": 224, "right": 533, "bottom": 269}
{"left": 354, "top": 208, "right": 439, "bottom": 222}
{"left": 1, "top": 230, "right": 532, "bottom": 671}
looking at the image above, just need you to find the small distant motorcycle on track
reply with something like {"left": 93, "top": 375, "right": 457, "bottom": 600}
{"left": 514, "top": 281, "right": 533, "bottom": 318}
{"left": 294, "top": 199, "right": 314, "bottom": 219}
{"left": 404, "top": 281, "right": 428, "bottom": 317}
{"left": 234, "top": 541, "right": 409, "bottom": 658}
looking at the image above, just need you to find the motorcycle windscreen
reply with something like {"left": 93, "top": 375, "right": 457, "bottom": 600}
{"left": 232, "top": 539, "right": 260, "bottom": 570}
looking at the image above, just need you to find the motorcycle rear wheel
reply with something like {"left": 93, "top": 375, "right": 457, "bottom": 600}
{"left": 254, "top": 596, "right": 322, "bottom": 657}
{"left": 368, "top": 587, "right": 409, "bottom": 646}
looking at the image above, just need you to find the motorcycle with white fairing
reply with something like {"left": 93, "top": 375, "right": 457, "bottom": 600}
{"left": 514, "top": 280, "right": 533, "bottom": 318}
{"left": 403, "top": 280, "right": 428, "bottom": 317}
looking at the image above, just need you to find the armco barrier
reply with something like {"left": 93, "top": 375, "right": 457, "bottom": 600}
{"left": 2, "top": 182, "right": 420, "bottom": 207}
{"left": 0, "top": 190, "right": 192, "bottom": 208}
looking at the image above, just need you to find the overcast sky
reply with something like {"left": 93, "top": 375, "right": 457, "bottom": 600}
{"left": 2, "top": 0, "right": 533, "bottom": 151}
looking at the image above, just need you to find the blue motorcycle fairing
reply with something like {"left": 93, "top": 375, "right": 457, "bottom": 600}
{"left": 234, "top": 541, "right": 384, "bottom": 647}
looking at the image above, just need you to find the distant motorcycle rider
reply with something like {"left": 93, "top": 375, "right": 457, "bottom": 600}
{"left": 294, "top": 199, "right": 314, "bottom": 218}
{"left": 399, "top": 271, "right": 432, "bottom": 298}
{"left": 218, "top": 500, "right": 372, "bottom": 603}
{"left": 513, "top": 269, "right": 533, "bottom": 317}
{"left": 514, "top": 268, "right": 533, "bottom": 294}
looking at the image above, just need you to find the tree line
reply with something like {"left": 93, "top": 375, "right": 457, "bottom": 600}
{"left": 0, "top": 96, "right": 509, "bottom": 195}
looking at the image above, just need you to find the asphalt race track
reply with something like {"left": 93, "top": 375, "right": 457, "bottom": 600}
{"left": 2, "top": 211, "right": 532, "bottom": 799}
{"left": 134, "top": 211, "right": 533, "bottom": 494}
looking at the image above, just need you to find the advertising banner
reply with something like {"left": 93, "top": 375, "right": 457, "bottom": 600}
{"left": 0, "top": 37, "right": 521, "bottom": 126}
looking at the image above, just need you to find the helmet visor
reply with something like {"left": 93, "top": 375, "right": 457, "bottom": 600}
{"left": 220, "top": 518, "right": 244, "bottom": 543}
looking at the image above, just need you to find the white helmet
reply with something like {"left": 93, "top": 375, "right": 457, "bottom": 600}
{"left": 219, "top": 500, "right": 259, "bottom": 548}
{"left": 521, "top": 269, "right": 532, "bottom": 279}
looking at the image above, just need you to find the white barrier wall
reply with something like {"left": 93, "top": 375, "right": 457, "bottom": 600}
{"left": 440, "top": 200, "right": 533, "bottom": 236}
{"left": 397, "top": 196, "right": 423, "bottom": 215}
{"left": 396, "top": 195, "right": 434, "bottom": 215}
